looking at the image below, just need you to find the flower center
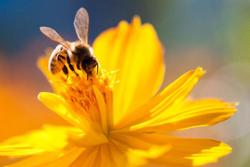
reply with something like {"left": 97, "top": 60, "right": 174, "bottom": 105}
{"left": 54, "top": 68, "right": 117, "bottom": 138}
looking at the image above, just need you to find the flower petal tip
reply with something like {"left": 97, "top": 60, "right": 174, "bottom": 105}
{"left": 132, "top": 15, "right": 141, "bottom": 25}
{"left": 37, "top": 92, "right": 47, "bottom": 101}
{"left": 233, "top": 102, "right": 240, "bottom": 106}
{"left": 195, "top": 67, "right": 206, "bottom": 77}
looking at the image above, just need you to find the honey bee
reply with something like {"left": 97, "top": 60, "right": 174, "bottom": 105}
{"left": 40, "top": 7, "right": 98, "bottom": 78}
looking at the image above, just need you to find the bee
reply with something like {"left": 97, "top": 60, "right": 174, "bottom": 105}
{"left": 40, "top": 7, "right": 98, "bottom": 78}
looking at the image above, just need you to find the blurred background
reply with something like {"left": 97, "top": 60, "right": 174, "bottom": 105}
{"left": 0, "top": 0, "right": 249, "bottom": 166}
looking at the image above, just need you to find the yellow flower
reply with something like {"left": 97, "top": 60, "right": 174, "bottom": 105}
{"left": 0, "top": 17, "right": 237, "bottom": 167}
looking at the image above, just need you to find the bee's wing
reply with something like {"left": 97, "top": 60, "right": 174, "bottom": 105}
{"left": 74, "top": 7, "right": 89, "bottom": 43}
{"left": 40, "top": 26, "right": 70, "bottom": 49}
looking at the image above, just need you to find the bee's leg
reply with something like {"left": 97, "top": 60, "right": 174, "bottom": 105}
{"left": 66, "top": 56, "right": 79, "bottom": 76}
{"left": 77, "top": 61, "right": 81, "bottom": 70}
{"left": 62, "top": 65, "right": 69, "bottom": 78}
{"left": 68, "top": 63, "right": 79, "bottom": 76}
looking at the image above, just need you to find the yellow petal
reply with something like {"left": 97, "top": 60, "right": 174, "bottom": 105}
{"left": 0, "top": 125, "right": 75, "bottom": 157}
{"left": 44, "top": 148, "right": 83, "bottom": 167}
{"left": 131, "top": 99, "right": 237, "bottom": 132}
{"left": 108, "top": 141, "right": 129, "bottom": 167}
{"left": 93, "top": 16, "right": 165, "bottom": 125}
{"left": 38, "top": 92, "right": 108, "bottom": 146}
{"left": 7, "top": 152, "right": 62, "bottom": 167}
{"left": 6, "top": 148, "right": 83, "bottom": 167}
{"left": 127, "top": 146, "right": 170, "bottom": 167}
{"left": 38, "top": 92, "right": 109, "bottom": 147}
{"left": 69, "top": 147, "right": 98, "bottom": 167}
{"left": 147, "top": 137, "right": 232, "bottom": 166}
{"left": 38, "top": 92, "right": 87, "bottom": 130}
{"left": 111, "top": 133, "right": 171, "bottom": 167}
{"left": 120, "top": 133, "right": 230, "bottom": 166}
{"left": 69, "top": 143, "right": 130, "bottom": 167}
{"left": 116, "top": 67, "right": 205, "bottom": 129}
{"left": 92, "top": 86, "right": 108, "bottom": 134}
{"left": 113, "top": 133, "right": 155, "bottom": 150}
